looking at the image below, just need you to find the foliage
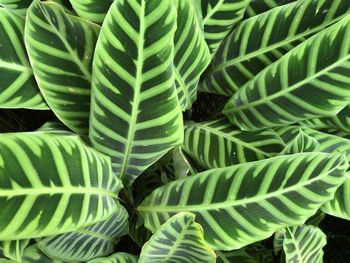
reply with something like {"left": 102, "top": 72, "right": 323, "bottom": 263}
{"left": 0, "top": 0, "right": 350, "bottom": 262}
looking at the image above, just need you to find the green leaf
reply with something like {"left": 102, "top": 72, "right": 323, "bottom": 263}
{"left": 22, "top": 245, "right": 62, "bottom": 263}
{"left": 173, "top": 0, "right": 211, "bottom": 110}
{"left": 138, "top": 152, "right": 348, "bottom": 250}
{"left": 0, "top": 0, "right": 32, "bottom": 15}
{"left": 139, "top": 212, "right": 216, "bottom": 263}
{"left": 216, "top": 250, "right": 258, "bottom": 263}
{"left": 202, "top": 0, "right": 350, "bottom": 96}
{"left": 244, "top": 0, "right": 296, "bottom": 18}
{"left": 198, "top": 0, "right": 250, "bottom": 54}
{"left": 172, "top": 147, "right": 193, "bottom": 179}
{"left": 301, "top": 105, "right": 350, "bottom": 133}
{"left": 37, "top": 206, "right": 129, "bottom": 262}
{"left": 0, "top": 7, "right": 47, "bottom": 109}
{"left": 183, "top": 118, "right": 285, "bottom": 169}
{"left": 87, "top": 252, "right": 138, "bottom": 263}
{"left": 223, "top": 14, "right": 350, "bottom": 131}
{"left": 25, "top": 0, "right": 100, "bottom": 135}
{"left": 89, "top": 0, "right": 183, "bottom": 186}
{"left": 283, "top": 225, "right": 326, "bottom": 263}
{"left": 69, "top": 0, "right": 113, "bottom": 23}
{"left": 0, "top": 132, "right": 121, "bottom": 240}
{"left": 0, "top": 239, "right": 30, "bottom": 262}
{"left": 280, "top": 130, "right": 320, "bottom": 155}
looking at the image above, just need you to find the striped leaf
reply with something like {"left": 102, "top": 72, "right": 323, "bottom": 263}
{"left": 138, "top": 153, "right": 348, "bottom": 250}
{"left": 22, "top": 245, "right": 61, "bottom": 263}
{"left": 216, "top": 250, "right": 257, "bottom": 263}
{"left": 25, "top": 0, "right": 100, "bottom": 135}
{"left": 0, "top": 132, "right": 121, "bottom": 240}
{"left": 89, "top": 0, "right": 183, "bottom": 186}
{"left": 283, "top": 225, "right": 326, "bottom": 263}
{"left": 223, "top": 14, "right": 350, "bottom": 131}
{"left": 280, "top": 130, "right": 320, "bottom": 155}
{"left": 0, "top": 7, "right": 47, "bottom": 109}
{"left": 202, "top": 0, "right": 350, "bottom": 96}
{"left": 69, "top": 0, "right": 113, "bottom": 23}
{"left": 37, "top": 206, "right": 129, "bottom": 262}
{"left": 0, "top": 0, "right": 32, "bottom": 15}
{"left": 198, "top": 0, "right": 250, "bottom": 54}
{"left": 173, "top": 0, "right": 211, "bottom": 110}
{"left": 87, "top": 253, "right": 138, "bottom": 263}
{"left": 0, "top": 240, "right": 29, "bottom": 262}
{"left": 183, "top": 118, "right": 285, "bottom": 169}
{"left": 244, "top": 0, "right": 296, "bottom": 18}
{"left": 301, "top": 105, "right": 350, "bottom": 133}
{"left": 139, "top": 212, "right": 215, "bottom": 263}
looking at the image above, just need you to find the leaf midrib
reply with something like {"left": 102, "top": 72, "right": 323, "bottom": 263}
{"left": 0, "top": 59, "right": 32, "bottom": 73}
{"left": 285, "top": 227, "right": 304, "bottom": 263}
{"left": 202, "top": 0, "right": 224, "bottom": 25}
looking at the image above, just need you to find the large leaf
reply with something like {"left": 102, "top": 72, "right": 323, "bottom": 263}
{"left": 0, "top": 240, "right": 29, "bottom": 262}
{"left": 282, "top": 225, "right": 326, "bottom": 263}
{"left": 244, "top": 0, "right": 296, "bottom": 18}
{"left": 0, "top": 132, "right": 121, "bottom": 240}
{"left": 139, "top": 212, "right": 215, "bottom": 263}
{"left": 87, "top": 252, "right": 138, "bottom": 263}
{"left": 223, "top": 14, "right": 350, "bottom": 131}
{"left": 183, "top": 118, "right": 285, "bottom": 169}
{"left": 89, "top": 0, "right": 183, "bottom": 186}
{"left": 202, "top": 0, "right": 350, "bottom": 96}
{"left": 37, "top": 206, "right": 129, "bottom": 262}
{"left": 138, "top": 153, "right": 348, "bottom": 250}
{"left": 173, "top": 0, "right": 211, "bottom": 110}
{"left": 197, "top": 0, "right": 250, "bottom": 54}
{"left": 25, "top": 0, "right": 100, "bottom": 135}
{"left": 0, "top": 0, "right": 32, "bottom": 15}
{"left": 0, "top": 7, "right": 47, "bottom": 109}
{"left": 69, "top": 0, "right": 113, "bottom": 23}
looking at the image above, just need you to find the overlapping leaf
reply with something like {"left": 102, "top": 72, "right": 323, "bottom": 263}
{"left": 224, "top": 14, "right": 350, "bottom": 131}
{"left": 87, "top": 252, "right": 138, "bottom": 263}
{"left": 0, "top": 240, "right": 29, "bottom": 262}
{"left": 89, "top": 0, "right": 183, "bottom": 186}
{"left": 244, "top": 0, "right": 296, "bottom": 18}
{"left": 173, "top": 0, "right": 211, "bottom": 110}
{"left": 22, "top": 245, "right": 61, "bottom": 263}
{"left": 25, "top": 0, "right": 100, "bottom": 135}
{"left": 0, "top": 7, "right": 47, "bottom": 109}
{"left": 69, "top": 0, "right": 113, "bottom": 23}
{"left": 37, "top": 206, "right": 129, "bottom": 262}
{"left": 0, "top": 0, "right": 32, "bottom": 15}
{"left": 138, "top": 153, "right": 347, "bottom": 250}
{"left": 0, "top": 132, "right": 121, "bottom": 240}
{"left": 216, "top": 250, "right": 257, "bottom": 263}
{"left": 197, "top": 0, "right": 250, "bottom": 53}
{"left": 202, "top": 0, "right": 350, "bottom": 96}
{"left": 183, "top": 118, "right": 285, "bottom": 169}
{"left": 280, "top": 130, "right": 320, "bottom": 155}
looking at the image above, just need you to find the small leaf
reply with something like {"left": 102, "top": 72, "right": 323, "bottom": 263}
{"left": 280, "top": 130, "right": 320, "bottom": 155}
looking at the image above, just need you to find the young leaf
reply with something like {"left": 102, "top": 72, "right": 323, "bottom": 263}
{"left": 89, "top": 0, "right": 183, "bottom": 186}
{"left": 197, "top": 0, "right": 250, "bottom": 53}
{"left": 0, "top": 132, "right": 121, "bottom": 240}
{"left": 223, "top": 14, "right": 350, "bottom": 130}
{"left": 25, "top": 0, "right": 100, "bottom": 135}
{"left": 245, "top": 0, "right": 296, "bottom": 18}
{"left": 0, "top": 7, "right": 47, "bottom": 109}
{"left": 183, "top": 118, "right": 285, "bottom": 169}
{"left": 202, "top": 0, "right": 350, "bottom": 96}
{"left": 0, "top": 240, "right": 30, "bottom": 262}
{"left": 87, "top": 252, "right": 138, "bottom": 263}
{"left": 138, "top": 152, "right": 348, "bottom": 250}
{"left": 0, "top": 0, "right": 32, "bottom": 15}
{"left": 69, "top": 0, "right": 113, "bottom": 23}
{"left": 280, "top": 130, "right": 320, "bottom": 155}
{"left": 173, "top": 0, "right": 211, "bottom": 110}
{"left": 37, "top": 206, "right": 129, "bottom": 262}
{"left": 139, "top": 213, "right": 216, "bottom": 263}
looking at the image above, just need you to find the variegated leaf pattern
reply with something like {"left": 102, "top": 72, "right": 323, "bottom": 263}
{"left": 183, "top": 118, "right": 285, "bottom": 169}
{"left": 25, "top": 0, "right": 100, "bottom": 135}
{"left": 89, "top": 0, "right": 183, "bottom": 186}
{"left": 223, "top": 14, "right": 350, "bottom": 131}
{"left": 283, "top": 225, "right": 326, "bottom": 263}
{"left": 0, "top": 132, "right": 121, "bottom": 240}
{"left": 202, "top": 0, "right": 350, "bottom": 96}
{"left": 301, "top": 105, "right": 350, "bottom": 133}
{"left": 138, "top": 153, "right": 348, "bottom": 250}
{"left": 0, "top": 239, "right": 29, "bottom": 262}
{"left": 0, "top": 0, "right": 32, "bottom": 15}
{"left": 173, "top": 0, "right": 211, "bottom": 110}
{"left": 216, "top": 250, "right": 258, "bottom": 263}
{"left": 37, "top": 206, "right": 129, "bottom": 262}
{"left": 280, "top": 130, "right": 320, "bottom": 155}
{"left": 244, "top": 0, "right": 296, "bottom": 18}
{"left": 87, "top": 252, "right": 138, "bottom": 263}
{"left": 139, "top": 212, "right": 216, "bottom": 263}
{"left": 22, "top": 245, "right": 62, "bottom": 263}
{"left": 198, "top": 0, "right": 250, "bottom": 54}
{"left": 0, "top": 7, "right": 47, "bottom": 109}
{"left": 69, "top": 0, "right": 113, "bottom": 23}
